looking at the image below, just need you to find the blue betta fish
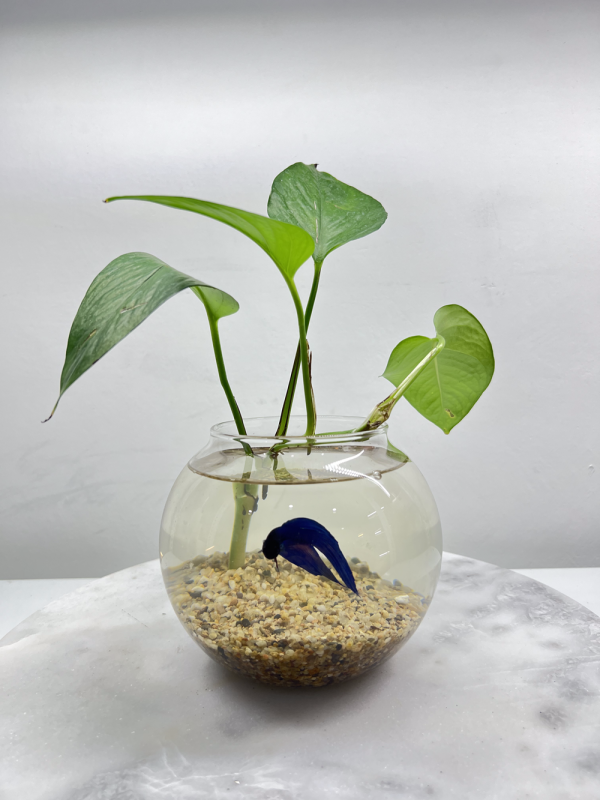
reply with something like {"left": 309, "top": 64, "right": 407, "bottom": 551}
{"left": 262, "top": 517, "right": 358, "bottom": 594}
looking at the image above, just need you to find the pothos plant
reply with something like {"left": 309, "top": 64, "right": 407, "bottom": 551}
{"left": 47, "top": 162, "right": 494, "bottom": 568}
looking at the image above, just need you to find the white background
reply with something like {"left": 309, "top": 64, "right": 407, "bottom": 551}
{"left": 1, "top": 0, "right": 598, "bottom": 577}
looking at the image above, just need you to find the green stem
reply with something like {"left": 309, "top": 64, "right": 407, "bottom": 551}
{"left": 275, "top": 357, "right": 301, "bottom": 437}
{"left": 207, "top": 313, "right": 246, "bottom": 435}
{"left": 228, "top": 466, "right": 258, "bottom": 569}
{"left": 354, "top": 336, "right": 446, "bottom": 432}
{"left": 304, "top": 259, "right": 323, "bottom": 329}
{"left": 276, "top": 259, "right": 323, "bottom": 436}
{"left": 204, "top": 310, "right": 254, "bottom": 569}
{"left": 285, "top": 277, "right": 317, "bottom": 436}
{"left": 266, "top": 430, "right": 374, "bottom": 460}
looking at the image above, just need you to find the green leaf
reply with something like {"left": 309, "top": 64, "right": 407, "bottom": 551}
{"left": 268, "top": 162, "right": 387, "bottom": 435}
{"left": 267, "top": 163, "right": 387, "bottom": 263}
{"left": 355, "top": 336, "right": 444, "bottom": 432}
{"left": 104, "top": 195, "right": 315, "bottom": 281}
{"left": 51, "top": 251, "right": 239, "bottom": 414}
{"left": 386, "top": 442, "right": 410, "bottom": 464}
{"left": 383, "top": 305, "right": 494, "bottom": 434}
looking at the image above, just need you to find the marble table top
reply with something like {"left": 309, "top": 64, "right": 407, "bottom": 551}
{"left": 1, "top": 554, "right": 599, "bottom": 799}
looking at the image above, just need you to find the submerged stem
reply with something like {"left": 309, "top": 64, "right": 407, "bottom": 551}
{"left": 228, "top": 469, "right": 259, "bottom": 569}
{"left": 228, "top": 455, "right": 260, "bottom": 569}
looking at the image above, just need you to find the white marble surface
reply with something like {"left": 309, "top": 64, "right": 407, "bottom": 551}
{"left": 511, "top": 568, "right": 600, "bottom": 618}
{"left": 1, "top": 555, "right": 599, "bottom": 799}
{"left": 2, "top": 567, "right": 600, "bottom": 640}
{"left": 0, "top": 578, "right": 95, "bottom": 640}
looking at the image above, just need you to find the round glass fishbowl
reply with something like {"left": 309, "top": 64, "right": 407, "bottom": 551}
{"left": 160, "top": 416, "right": 442, "bottom": 686}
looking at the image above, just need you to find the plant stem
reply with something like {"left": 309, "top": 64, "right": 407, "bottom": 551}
{"left": 228, "top": 463, "right": 258, "bottom": 569}
{"left": 304, "top": 259, "right": 323, "bottom": 330}
{"left": 354, "top": 336, "right": 446, "bottom": 432}
{"left": 207, "top": 314, "right": 246, "bottom": 435}
{"left": 276, "top": 259, "right": 323, "bottom": 436}
{"left": 203, "top": 308, "right": 255, "bottom": 569}
{"left": 275, "top": 357, "right": 301, "bottom": 436}
{"left": 285, "top": 278, "right": 317, "bottom": 436}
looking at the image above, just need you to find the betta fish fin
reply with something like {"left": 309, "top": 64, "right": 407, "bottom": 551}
{"left": 279, "top": 541, "right": 342, "bottom": 587}
{"left": 279, "top": 518, "right": 359, "bottom": 594}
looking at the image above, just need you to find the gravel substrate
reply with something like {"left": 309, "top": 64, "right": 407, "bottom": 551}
{"left": 164, "top": 551, "right": 427, "bottom": 686}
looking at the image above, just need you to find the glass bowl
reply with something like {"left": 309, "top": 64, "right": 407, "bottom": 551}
{"left": 160, "top": 416, "right": 442, "bottom": 686}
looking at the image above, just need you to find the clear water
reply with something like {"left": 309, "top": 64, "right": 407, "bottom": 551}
{"left": 160, "top": 446, "right": 442, "bottom": 599}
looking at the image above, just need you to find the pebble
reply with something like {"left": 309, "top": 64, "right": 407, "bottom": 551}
{"left": 166, "top": 551, "right": 426, "bottom": 688}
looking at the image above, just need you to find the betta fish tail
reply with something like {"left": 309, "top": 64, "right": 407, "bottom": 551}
{"left": 279, "top": 541, "right": 342, "bottom": 587}
{"left": 278, "top": 518, "right": 359, "bottom": 594}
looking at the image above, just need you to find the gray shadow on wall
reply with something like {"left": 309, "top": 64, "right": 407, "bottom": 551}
{"left": 1, "top": 0, "right": 405, "bottom": 28}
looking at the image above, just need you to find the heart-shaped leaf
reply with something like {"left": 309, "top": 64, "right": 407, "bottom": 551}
{"left": 267, "top": 163, "right": 387, "bottom": 435}
{"left": 105, "top": 195, "right": 315, "bottom": 282}
{"left": 105, "top": 194, "right": 317, "bottom": 435}
{"left": 50, "top": 251, "right": 240, "bottom": 414}
{"left": 383, "top": 305, "right": 494, "bottom": 433}
{"left": 267, "top": 163, "right": 387, "bottom": 263}
{"left": 355, "top": 336, "right": 444, "bottom": 432}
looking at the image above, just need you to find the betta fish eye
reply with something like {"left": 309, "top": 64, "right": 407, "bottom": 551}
{"left": 261, "top": 530, "right": 281, "bottom": 560}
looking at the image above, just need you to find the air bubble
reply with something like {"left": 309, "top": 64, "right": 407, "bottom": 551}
{"left": 372, "top": 471, "right": 382, "bottom": 480}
